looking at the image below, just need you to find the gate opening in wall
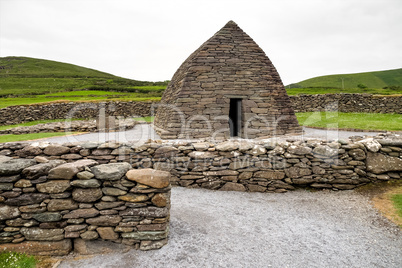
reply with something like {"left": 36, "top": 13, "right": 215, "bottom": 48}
{"left": 229, "top": 98, "right": 242, "bottom": 137}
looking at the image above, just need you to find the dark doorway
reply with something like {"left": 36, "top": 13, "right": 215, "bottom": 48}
{"left": 229, "top": 99, "right": 242, "bottom": 137}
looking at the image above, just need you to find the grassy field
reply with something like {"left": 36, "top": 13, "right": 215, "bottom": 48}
{"left": 286, "top": 87, "right": 401, "bottom": 95}
{"left": 288, "top": 68, "right": 402, "bottom": 89}
{"left": 0, "top": 56, "right": 167, "bottom": 97}
{"left": 296, "top": 112, "right": 402, "bottom": 131}
{"left": 0, "top": 90, "right": 162, "bottom": 108}
{"left": 0, "top": 132, "right": 78, "bottom": 143}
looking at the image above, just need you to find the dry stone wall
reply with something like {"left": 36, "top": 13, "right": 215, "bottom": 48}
{"left": 290, "top": 94, "right": 402, "bottom": 113}
{"left": 0, "top": 101, "right": 154, "bottom": 126}
{"left": 1, "top": 135, "right": 401, "bottom": 194}
{"left": 0, "top": 157, "right": 171, "bottom": 255}
{"left": 0, "top": 93, "right": 400, "bottom": 128}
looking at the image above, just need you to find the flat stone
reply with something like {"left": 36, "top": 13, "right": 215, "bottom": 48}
{"left": 313, "top": 146, "right": 338, "bottom": 157}
{"left": 121, "top": 230, "right": 168, "bottom": 241}
{"left": 63, "top": 208, "right": 100, "bottom": 219}
{"left": 77, "top": 171, "right": 95, "bottom": 180}
{"left": 37, "top": 180, "right": 71, "bottom": 193}
{"left": 140, "top": 239, "right": 168, "bottom": 250}
{"left": 119, "top": 207, "right": 169, "bottom": 218}
{"left": 358, "top": 138, "right": 382, "bottom": 153}
{"left": 32, "top": 212, "right": 62, "bottom": 222}
{"left": 247, "top": 184, "right": 266, "bottom": 192}
{"left": 219, "top": 182, "right": 246, "bottom": 191}
{"left": 20, "top": 227, "right": 64, "bottom": 241}
{"left": 348, "top": 149, "right": 366, "bottom": 160}
{"left": 4, "top": 193, "right": 49, "bottom": 206}
{"left": 71, "top": 179, "right": 101, "bottom": 188}
{"left": 284, "top": 167, "right": 312, "bottom": 179}
{"left": 126, "top": 168, "right": 170, "bottom": 188}
{"left": 188, "top": 151, "right": 216, "bottom": 159}
{"left": 14, "top": 179, "right": 32, "bottom": 188}
{"left": 80, "top": 231, "right": 99, "bottom": 240}
{"left": 102, "top": 187, "right": 127, "bottom": 196}
{"left": 5, "top": 218, "right": 38, "bottom": 227}
{"left": 136, "top": 223, "right": 167, "bottom": 231}
{"left": 366, "top": 152, "right": 402, "bottom": 174}
{"left": 40, "top": 221, "right": 67, "bottom": 229}
{"left": 91, "top": 162, "right": 132, "bottom": 180}
{"left": 0, "top": 159, "right": 36, "bottom": 176}
{"left": 287, "top": 145, "right": 312, "bottom": 155}
{"left": 216, "top": 141, "right": 239, "bottom": 151}
{"left": 95, "top": 201, "right": 125, "bottom": 210}
{"left": 72, "top": 188, "right": 103, "bottom": 203}
{"left": 0, "top": 239, "right": 72, "bottom": 256}
{"left": 151, "top": 193, "right": 169, "bottom": 207}
{"left": 48, "top": 159, "right": 98, "bottom": 179}
{"left": 64, "top": 224, "right": 87, "bottom": 232}
{"left": 43, "top": 145, "right": 71, "bottom": 156}
{"left": 0, "top": 174, "right": 20, "bottom": 183}
{"left": 0, "top": 204, "right": 21, "bottom": 220}
{"left": 254, "top": 171, "right": 285, "bottom": 180}
{"left": 118, "top": 194, "right": 149, "bottom": 203}
{"left": 86, "top": 215, "right": 122, "bottom": 226}
{"left": 97, "top": 227, "right": 119, "bottom": 240}
{"left": 22, "top": 160, "right": 66, "bottom": 179}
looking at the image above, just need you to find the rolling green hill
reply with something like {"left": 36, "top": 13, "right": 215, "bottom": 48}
{"left": 289, "top": 68, "right": 402, "bottom": 89}
{"left": 0, "top": 56, "right": 167, "bottom": 97}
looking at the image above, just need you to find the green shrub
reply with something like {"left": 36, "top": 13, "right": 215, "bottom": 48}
{"left": 0, "top": 252, "right": 37, "bottom": 268}
{"left": 357, "top": 83, "right": 368, "bottom": 89}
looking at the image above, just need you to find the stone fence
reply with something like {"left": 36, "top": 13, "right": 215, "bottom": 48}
{"left": 1, "top": 135, "right": 401, "bottom": 194}
{"left": 0, "top": 157, "right": 171, "bottom": 256}
{"left": 289, "top": 93, "right": 402, "bottom": 113}
{"left": 0, "top": 94, "right": 400, "bottom": 126}
{"left": 0, "top": 101, "right": 155, "bottom": 126}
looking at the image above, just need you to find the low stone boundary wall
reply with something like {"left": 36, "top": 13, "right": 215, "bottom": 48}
{"left": 1, "top": 136, "right": 401, "bottom": 194}
{"left": 0, "top": 158, "right": 171, "bottom": 255}
{"left": 0, "top": 93, "right": 401, "bottom": 126}
{"left": 289, "top": 93, "right": 402, "bottom": 113}
{"left": 0, "top": 118, "right": 138, "bottom": 135}
{"left": 0, "top": 101, "right": 155, "bottom": 126}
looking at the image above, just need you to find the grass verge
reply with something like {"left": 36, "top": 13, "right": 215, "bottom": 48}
{"left": 0, "top": 251, "right": 37, "bottom": 268}
{"left": 286, "top": 87, "right": 402, "bottom": 95}
{"left": 133, "top": 116, "right": 154, "bottom": 123}
{"left": 0, "top": 132, "right": 78, "bottom": 143}
{"left": 296, "top": 112, "right": 402, "bottom": 131}
{"left": 0, "top": 119, "right": 84, "bottom": 131}
{"left": 357, "top": 180, "right": 402, "bottom": 228}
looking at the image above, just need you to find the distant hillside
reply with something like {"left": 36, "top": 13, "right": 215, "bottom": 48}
{"left": 0, "top": 56, "right": 167, "bottom": 97}
{"left": 289, "top": 68, "right": 402, "bottom": 89}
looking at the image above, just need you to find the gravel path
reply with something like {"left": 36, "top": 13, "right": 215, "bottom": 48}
{"left": 37, "top": 125, "right": 380, "bottom": 144}
{"left": 59, "top": 187, "right": 402, "bottom": 268}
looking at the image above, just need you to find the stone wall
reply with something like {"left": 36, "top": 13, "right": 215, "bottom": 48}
{"left": 0, "top": 157, "right": 171, "bottom": 255}
{"left": 289, "top": 94, "right": 402, "bottom": 113}
{"left": 1, "top": 136, "right": 401, "bottom": 194}
{"left": 0, "top": 118, "right": 138, "bottom": 135}
{"left": 0, "top": 93, "right": 400, "bottom": 128}
{"left": 0, "top": 101, "right": 155, "bottom": 126}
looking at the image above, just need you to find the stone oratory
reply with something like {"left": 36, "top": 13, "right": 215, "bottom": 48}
{"left": 154, "top": 20, "right": 301, "bottom": 139}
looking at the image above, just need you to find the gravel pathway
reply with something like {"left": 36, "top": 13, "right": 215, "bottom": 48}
{"left": 37, "top": 125, "right": 380, "bottom": 144}
{"left": 59, "top": 187, "right": 402, "bottom": 268}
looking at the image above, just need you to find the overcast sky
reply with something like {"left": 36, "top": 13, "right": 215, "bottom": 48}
{"left": 1, "top": 0, "right": 401, "bottom": 85}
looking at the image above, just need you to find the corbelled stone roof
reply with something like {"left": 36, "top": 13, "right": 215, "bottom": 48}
{"left": 154, "top": 21, "right": 301, "bottom": 139}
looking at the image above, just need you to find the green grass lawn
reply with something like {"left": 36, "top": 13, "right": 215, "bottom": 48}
{"left": 133, "top": 116, "right": 154, "bottom": 122}
{"left": 0, "top": 90, "right": 162, "bottom": 108}
{"left": 0, "top": 132, "right": 78, "bottom": 143}
{"left": 0, "top": 119, "right": 84, "bottom": 131}
{"left": 391, "top": 193, "right": 402, "bottom": 218}
{"left": 296, "top": 112, "right": 402, "bottom": 131}
{"left": 0, "top": 251, "right": 37, "bottom": 268}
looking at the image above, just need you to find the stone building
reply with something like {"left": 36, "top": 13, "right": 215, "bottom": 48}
{"left": 154, "top": 20, "right": 301, "bottom": 139}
